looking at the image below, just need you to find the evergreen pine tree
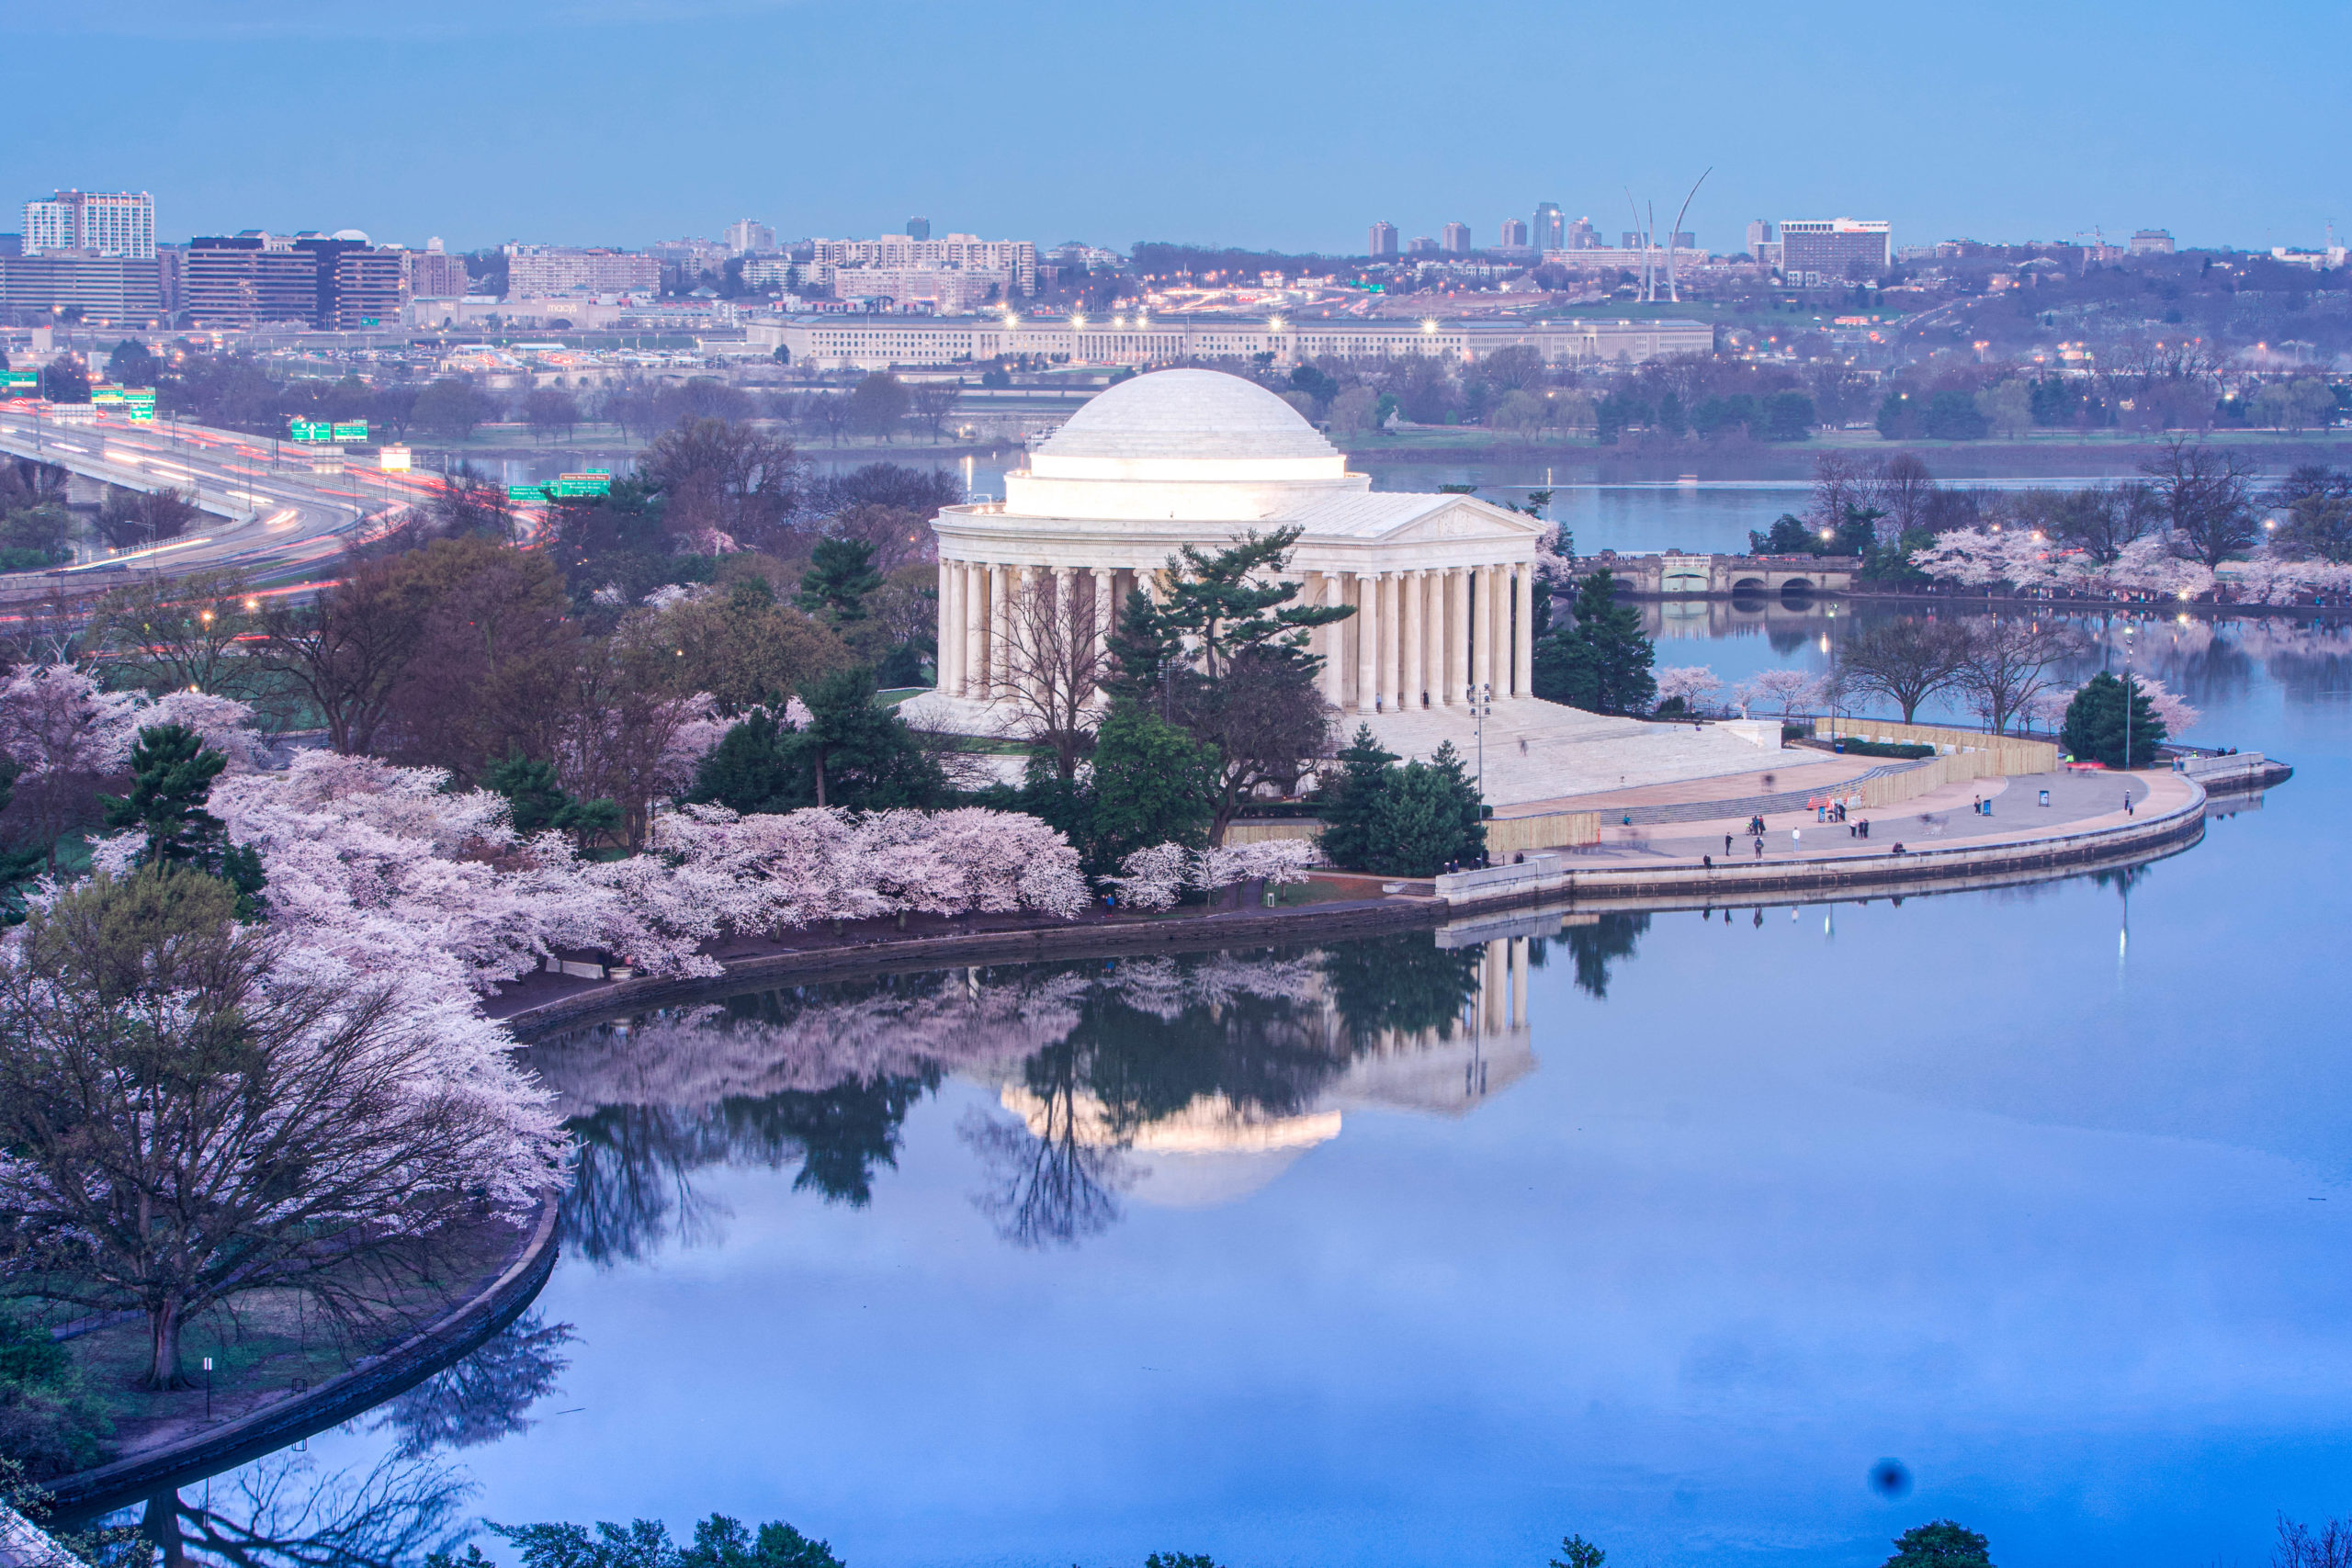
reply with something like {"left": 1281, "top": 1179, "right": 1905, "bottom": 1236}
{"left": 1313, "top": 724, "right": 1399, "bottom": 872}
{"left": 1087, "top": 703, "right": 1217, "bottom": 864}
{"left": 1532, "top": 570, "right": 1657, "bottom": 715}
{"left": 96, "top": 723, "right": 268, "bottom": 919}
{"left": 482, "top": 753, "right": 623, "bottom": 844}
{"left": 688, "top": 710, "right": 803, "bottom": 813}
{"left": 791, "top": 667, "right": 949, "bottom": 809}
{"left": 2060, "top": 671, "right": 2166, "bottom": 768}
{"left": 794, "top": 537, "right": 884, "bottom": 622}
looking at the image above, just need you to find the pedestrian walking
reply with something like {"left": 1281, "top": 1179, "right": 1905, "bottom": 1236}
{"left": 1725, "top": 833, "right": 1734, "bottom": 854}
{"left": 1791, "top": 828, "right": 1802, "bottom": 851}
{"left": 1752, "top": 836, "right": 1763, "bottom": 858}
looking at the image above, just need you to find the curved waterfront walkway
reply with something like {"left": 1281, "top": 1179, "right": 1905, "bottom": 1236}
{"left": 500, "top": 767, "right": 2235, "bottom": 1037}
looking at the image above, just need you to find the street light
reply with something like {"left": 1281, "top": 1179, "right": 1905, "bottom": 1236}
{"left": 1468, "top": 681, "right": 1493, "bottom": 834}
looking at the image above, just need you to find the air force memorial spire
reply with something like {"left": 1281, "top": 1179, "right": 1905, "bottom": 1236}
{"left": 913, "top": 368, "right": 1784, "bottom": 805}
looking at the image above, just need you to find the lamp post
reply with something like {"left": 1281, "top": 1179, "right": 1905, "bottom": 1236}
{"left": 1469, "top": 679, "right": 1493, "bottom": 821}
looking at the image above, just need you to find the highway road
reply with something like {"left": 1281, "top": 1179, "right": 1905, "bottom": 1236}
{"left": 0, "top": 403, "right": 453, "bottom": 598}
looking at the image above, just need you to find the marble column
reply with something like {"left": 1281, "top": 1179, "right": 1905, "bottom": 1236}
{"left": 935, "top": 559, "right": 957, "bottom": 695}
{"left": 1471, "top": 564, "right": 1494, "bottom": 699}
{"left": 989, "top": 563, "right": 1012, "bottom": 698}
{"left": 1378, "top": 572, "right": 1400, "bottom": 711}
{"left": 1512, "top": 563, "right": 1534, "bottom": 699}
{"left": 1320, "top": 571, "right": 1346, "bottom": 708}
{"left": 1447, "top": 567, "right": 1470, "bottom": 705}
{"left": 1016, "top": 565, "right": 1040, "bottom": 701}
{"left": 963, "top": 562, "right": 987, "bottom": 700}
{"left": 1354, "top": 572, "right": 1379, "bottom": 715}
{"left": 1090, "top": 567, "right": 1114, "bottom": 682}
{"left": 1402, "top": 568, "right": 1426, "bottom": 710}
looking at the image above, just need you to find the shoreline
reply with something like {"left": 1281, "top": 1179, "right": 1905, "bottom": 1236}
{"left": 47, "top": 1201, "right": 561, "bottom": 1525}
{"left": 500, "top": 768, "right": 2242, "bottom": 1040}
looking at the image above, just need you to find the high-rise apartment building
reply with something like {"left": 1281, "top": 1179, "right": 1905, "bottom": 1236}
{"left": 408, "top": 238, "right": 470, "bottom": 299}
{"left": 22, "top": 190, "right": 155, "bottom": 258}
{"left": 505, "top": 246, "right": 662, "bottom": 296}
{"left": 1779, "top": 218, "right": 1892, "bottom": 283}
{"left": 1406, "top": 235, "right": 1440, "bottom": 255}
{"left": 1533, "top": 202, "right": 1565, "bottom": 252}
{"left": 1498, "top": 218, "right": 1530, "bottom": 249}
{"left": 1441, "top": 221, "right": 1472, "bottom": 254}
{"left": 1368, "top": 220, "right": 1398, "bottom": 258}
{"left": 1565, "top": 217, "right": 1598, "bottom": 249}
{"left": 907, "top": 217, "right": 932, "bottom": 242}
{"left": 810, "top": 233, "right": 1037, "bottom": 295}
{"left": 724, "top": 219, "right": 776, "bottom": 255}
{"left": 1745, "top": 220, "right": 1776, "bottom": 259}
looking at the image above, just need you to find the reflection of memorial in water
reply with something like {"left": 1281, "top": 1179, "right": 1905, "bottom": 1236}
{"left": 985, "top": 933, "right": 1539, "bottom": 1218}
{"left": 520, "top": 930, "right": 1597, "bottom": 1256}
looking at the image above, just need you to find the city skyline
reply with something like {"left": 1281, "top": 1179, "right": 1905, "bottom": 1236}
{"left": 0, "top": 0, "right": 2340, "bottom": 256}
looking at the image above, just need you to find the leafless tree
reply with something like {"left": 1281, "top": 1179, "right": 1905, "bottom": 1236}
{"left": 1876, "top": 453, "right": 1939, "bottom": 537}
{"left": 2274, "top": 1514, "right": 2352, "bottom": 1568}
{"left": 2142, "top": 438, "right": 2258, "bottom": 567}
{"left": 94, "top": 484, "right": 199, "bottom": 550}
{"left": 92, "top": 565, "right": 260, "bottom": 695}
{"left": 2045, "top": 480, "right": 2161, "bottom": 564}
{"left": 999, "top": 569, "right": 1111, "bottom": 782}
{"left": 1829, "top": 617, "right": 1975, "bottom": 722}
{"left": 910, "top": 382, "right": 959, "bottom": 440}
{"left": 1956, "top": 617, "right": 2078, "bottom": 734}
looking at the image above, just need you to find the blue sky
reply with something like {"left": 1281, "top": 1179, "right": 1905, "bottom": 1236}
{"left": 2, "top": 0, "right": 2340, "bottom": 256}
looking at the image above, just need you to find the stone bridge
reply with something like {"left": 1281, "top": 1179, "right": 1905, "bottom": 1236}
{"left": 1574, "top": 551, "right": 1860, "bottom": 597}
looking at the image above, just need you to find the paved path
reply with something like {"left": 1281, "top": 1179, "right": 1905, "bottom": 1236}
{"left": 1566, "top": 768, "right": 2170, "bottom": 867}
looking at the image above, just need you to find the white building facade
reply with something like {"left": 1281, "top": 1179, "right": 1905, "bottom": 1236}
{"left": 762, "top": 314, "right": 1712, "bottom": 371}
{"left": 927, "top": 370, "right": 1544, "bottom": 722}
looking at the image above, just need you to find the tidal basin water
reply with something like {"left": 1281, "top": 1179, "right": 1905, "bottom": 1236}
{"left": 148, "top": 477, "right": 2352, "bottom": 1568}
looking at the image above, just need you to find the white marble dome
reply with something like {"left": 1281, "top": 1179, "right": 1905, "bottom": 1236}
{"left": 1009, "top": 368, "right": 1357, "bottom": 521}
{"left": 1038, "top": 368, "right": 1338, "bottom": 464}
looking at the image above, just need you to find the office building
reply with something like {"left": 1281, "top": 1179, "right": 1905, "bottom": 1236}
{"left": 2130, "top": 229, "right": 2176, "bottom": 255}
{"left": 1368, "top": 220, "right": 1399, "bottom": 258}
{"left": 724, "top": 219, "right": 775, "bottom": 255}
{"left": 1745, "top": 220, "right": 1776, "bottom": 260}
{"left": 1442, "top": 221, "right": 1472, "bottom": 254}
{"left": 810, "top": 233, "right": 1038, "bottom": 295}
{"left": 505, "top": 246, "right": 662, "bottom": 296}
{"left": 1533, "top": 203, "right": 1565, "bottom": 252}
{"left": 0, "top": 253, "right": 163, "bottom": 321}
{"left": 1499, "top": 218, "right": 1529, "bottom": 249}
{"left": 1565, "top": 217, "right": 1598, "bottom": 249}
{"left": 22, "top": 190, "right": 155, "bottom": 259}
{"left": 178, "top": 231, "right": 409, "bottom": 329}
{"left": 907, "top": 217, "right": 932, "bottom": 241}
{"left": 409, "top": 239, "right": 470, "bottom": 299}
{"left": 1779, "top": 218, "right": 1892, "bottom": 284}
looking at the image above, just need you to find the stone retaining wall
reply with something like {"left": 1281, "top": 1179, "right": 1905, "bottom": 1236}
{"left": 50, "top": 1202, "right": 561, "bottom": 1523}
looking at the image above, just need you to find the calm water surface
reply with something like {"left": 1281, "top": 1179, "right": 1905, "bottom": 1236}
{"left": 148, "top": 484, "right": 2352, "bottom": 1568}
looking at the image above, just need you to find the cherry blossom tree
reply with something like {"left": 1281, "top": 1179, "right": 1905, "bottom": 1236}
{"left": 1104, "top": 842, "right": 1188, "bottom": 912}
{"left": 1653, "top": 665, "right": 1723, "bottom": 711}
{"left": 1731, "top": 668, "right": 1823, "bottom": 718}
{"left": 1193, "top": 838, "right": 1316, "bottom": 893}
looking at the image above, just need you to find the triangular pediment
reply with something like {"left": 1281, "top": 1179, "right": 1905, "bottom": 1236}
{"left": 1377, "top": 497, "right": 1546, "bottom": 544}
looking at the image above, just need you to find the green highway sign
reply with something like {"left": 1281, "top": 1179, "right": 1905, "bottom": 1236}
{"left": 550, "top": 470, "right": 615, "bottom": 498}
{"left": 0, "top": 370, "right": 38, "bottom": 391}
{"left": 506, "top": 484, "right": 549, "bottom": 502}
{"left": 289, "top": 418, "right": 371, "bottom": 443}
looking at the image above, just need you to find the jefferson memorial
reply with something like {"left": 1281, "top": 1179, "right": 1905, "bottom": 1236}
{"left": 915, "top": 368, "right": 1781, "bottom": 807}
